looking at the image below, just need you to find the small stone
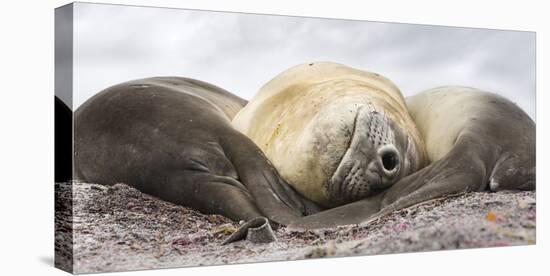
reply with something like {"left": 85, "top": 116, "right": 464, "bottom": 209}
{"left": 304, "top": 241, "right": 337, "bottom": 258}
{"left": 212, "top": 224, "right": 237, "bottom": 235}
{"left": 90, "top": 185, "right": 106, "bottom": 191}
{"left": 207, "top": 214, "right": 225, "bottom": 224}
{"left": 172, "top": 236, "right": 192, "bottom": 246}
{"left": 520, "top": 221, "right": 536, "bottom": 229}
{"left": 517, "top": 198, "right": 536, "bottom": 209}
{"left": 486, "top": 211, "right": 497, "bottom": 222}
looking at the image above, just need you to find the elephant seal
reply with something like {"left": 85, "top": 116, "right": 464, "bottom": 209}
{"left": 377, "top": 86, "right": 536, "bottom": 211}
{"left": 75, "top": 77, "right": 318, "bottom": 226}
{"left": 288, "top": 86, "right": 535, "bottom": 229}
{"left": 232, "top": 62, "right": 428, "bottom": 208}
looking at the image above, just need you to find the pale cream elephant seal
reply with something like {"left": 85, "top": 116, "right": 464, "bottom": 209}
{"left": 232, "top": 62, "right": 428, "bottom": 208}
{"left": 377, "top": 86, "right": 536, "bottom": 210}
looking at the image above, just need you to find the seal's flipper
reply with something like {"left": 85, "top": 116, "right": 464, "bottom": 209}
{"left": 489, "top": 152, "right": 536, "bottom": 191}
{"left": 222, "top": 217, "right": 276, "bottom": 245}
{"left": 164, "top": 172, "right": 265, "bottom": 222}
{"left": 220, "top": 131, "right": 310, "bottom": 225}
{"left": 377, "top": 133, "right": 492, "bottom": 217}
{"left": 287, "top": 192, "right": 384, "bottom": 229}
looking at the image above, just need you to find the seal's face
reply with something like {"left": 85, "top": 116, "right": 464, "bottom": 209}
{"left": 298, "top": 100, "right": 416, "bottom": 207}
{"left": 325, "top": 105, "right": 407, "bottom": 205}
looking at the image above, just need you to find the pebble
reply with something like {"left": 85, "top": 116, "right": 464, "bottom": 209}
{"left": 517, "top": 198, "right": 536, "bottom": 209}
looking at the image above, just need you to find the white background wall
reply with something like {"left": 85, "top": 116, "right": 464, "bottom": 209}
{"left": 0, "top": 0, "right": 548, "bottom": 276}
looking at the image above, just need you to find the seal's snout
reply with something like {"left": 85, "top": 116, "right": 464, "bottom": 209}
{"left": 378, "top": 145, "right": 400, "bottom": 177}
{"left": 325, "top": 106, "right": 405, "bottom": 206}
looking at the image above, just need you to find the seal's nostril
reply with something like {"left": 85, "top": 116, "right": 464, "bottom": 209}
{"left": 381, "top": 150, "right": 398, "bottom": 172}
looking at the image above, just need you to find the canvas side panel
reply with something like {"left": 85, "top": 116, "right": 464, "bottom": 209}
{"left": 54, "top": 3, "right": 74, "bottom": 274}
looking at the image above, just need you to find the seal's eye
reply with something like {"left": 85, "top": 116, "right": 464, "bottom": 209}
{"left": 382, "top": 151, "right": 398, "bottom": 171}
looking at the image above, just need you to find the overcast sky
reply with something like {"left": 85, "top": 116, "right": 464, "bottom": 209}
{"left": 73, "top": 3, "right": 536, "bottom": 119}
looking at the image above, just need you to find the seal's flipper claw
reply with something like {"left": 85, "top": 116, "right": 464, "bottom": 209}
{"left": 222, "top": 217, "right": 276, "bottom": 245}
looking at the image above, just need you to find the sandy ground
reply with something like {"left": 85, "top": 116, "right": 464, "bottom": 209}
{"left": 54, "top": 182, "right": 536, "bottom": 274}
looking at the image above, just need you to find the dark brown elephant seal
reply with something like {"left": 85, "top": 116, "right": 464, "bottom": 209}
{"left": 290, "top": 86, "right": 535, "bottom": 228}
{"left": 75, "top": 77, "right": 320, "bottom": 226}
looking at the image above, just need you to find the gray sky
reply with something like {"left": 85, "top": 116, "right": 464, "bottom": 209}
{"left": 73, "top": 3, "right": 536, "bottom": 119}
